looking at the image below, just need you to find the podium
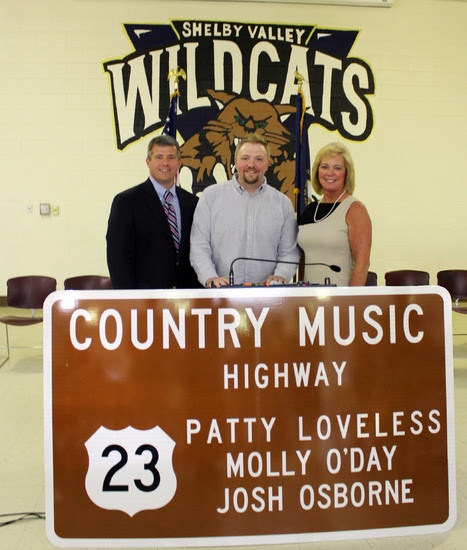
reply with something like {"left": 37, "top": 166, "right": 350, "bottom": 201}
{"left": 43, "top": 286, "right": 456, "bottom": 547}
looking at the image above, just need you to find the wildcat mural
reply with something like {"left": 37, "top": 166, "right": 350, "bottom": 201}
{"left": 103, "top": 20, "right": 375, "bottom": 195}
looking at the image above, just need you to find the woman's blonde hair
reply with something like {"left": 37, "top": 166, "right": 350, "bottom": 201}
{"left": 311, "top": 142, "right": 355, "bottom": 195}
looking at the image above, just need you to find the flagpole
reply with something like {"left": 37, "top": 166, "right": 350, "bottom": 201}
{"left": 162, "top": 67, "right": 186, "bottom": 185}
{"left": 294, "top": 71, "right": 304, "bottom": 215}
{"left": 162, "top": 67, "right": 186, "bottom": 138}
{"left": 293, "top": 69, "right": 309, "bottom": 218}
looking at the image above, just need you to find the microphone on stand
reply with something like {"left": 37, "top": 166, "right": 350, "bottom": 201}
{"left": 228, "top": 257, "right": 341, "bottom": 286}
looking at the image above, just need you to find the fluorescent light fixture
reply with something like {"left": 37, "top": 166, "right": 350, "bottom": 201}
{"left": 189, "top": 0, "right": 394, "bottom": 6}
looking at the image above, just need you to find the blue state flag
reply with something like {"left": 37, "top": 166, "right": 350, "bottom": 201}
{"left": 161, "top": 92, "right": 178, "bottom": 138}
{"left": 294, "top": 89, "right": 310, "bottom": 217}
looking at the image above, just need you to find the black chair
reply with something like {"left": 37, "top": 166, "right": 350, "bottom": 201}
{"left": 437, "top": 271, "right": 467, "bottom": 335}
{"left": 437, "top": 270, "right": 467, "bottom": 313}
{"left": 64, "top": 275, "right": 112, "bottom": 290}
{"left": 384, "top": 270, "right": 430, "bottom": 286}
{"left": 365, "top": 271, "right": 378, "bottom": 286}
{"left": 0, "top": 276, "right": 57, "bottom": 367}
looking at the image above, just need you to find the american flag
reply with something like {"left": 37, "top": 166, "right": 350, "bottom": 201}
{"left": 161, "top": 92, "right": 178, "bottom": 138}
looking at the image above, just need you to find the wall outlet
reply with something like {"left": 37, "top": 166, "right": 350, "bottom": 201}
{"left": 40, "top": 203, "right": 51, "bottom": 215}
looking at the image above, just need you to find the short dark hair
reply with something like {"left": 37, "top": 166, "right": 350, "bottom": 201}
{"left": 147, "top": 135, "right": 181, "bottom": 159}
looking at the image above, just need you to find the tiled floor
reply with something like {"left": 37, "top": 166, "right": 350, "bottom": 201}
{"left": 1, "top": 308, "right": 467, "bottom": 550}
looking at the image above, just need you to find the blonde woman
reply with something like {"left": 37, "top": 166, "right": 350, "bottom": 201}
{"left": 298, "top": 142, "right": 372, "bottom": 286}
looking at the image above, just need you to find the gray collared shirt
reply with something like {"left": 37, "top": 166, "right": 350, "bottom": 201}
{"left": 190, "top": 177, "right": 299, "bottom": 285}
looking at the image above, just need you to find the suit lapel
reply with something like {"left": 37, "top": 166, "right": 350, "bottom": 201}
{"left": 176, "top": 187, "right": 191, "bottom": 252}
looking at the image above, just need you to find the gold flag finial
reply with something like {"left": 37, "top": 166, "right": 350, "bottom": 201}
{"left": 167, "top": 67, "right": 186, "bottom": 93}
{"left": 294, "top": 69, "right": 307, "bottom": 92}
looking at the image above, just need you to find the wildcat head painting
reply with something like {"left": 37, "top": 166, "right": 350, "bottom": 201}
{"left": 180, "top": 90, "right": 297, "bottom": 197}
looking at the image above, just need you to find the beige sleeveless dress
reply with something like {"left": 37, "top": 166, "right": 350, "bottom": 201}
{"left": 297, "top": 196, "right": 358, "bottom": 286}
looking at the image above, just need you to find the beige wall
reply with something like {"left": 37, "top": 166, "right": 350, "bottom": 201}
{"left": 1, "top": 0, "right": 466, "bottom": 290}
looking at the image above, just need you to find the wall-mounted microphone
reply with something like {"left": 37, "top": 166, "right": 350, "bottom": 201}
{"left": 228, "top": 257, "right": 341, "bottom": 286}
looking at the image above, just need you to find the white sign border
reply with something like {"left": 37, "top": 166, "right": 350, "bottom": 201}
{"left": 43, "top": 285, "right": 456, "bottom": 547}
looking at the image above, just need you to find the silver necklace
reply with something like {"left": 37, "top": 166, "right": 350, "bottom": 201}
{"left": 313, "top": 190, "right": 346, "bottom": 223}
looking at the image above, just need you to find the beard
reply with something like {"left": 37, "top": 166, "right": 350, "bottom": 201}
{"left": 239, "top": 170, "right": 261, "bottom": 185}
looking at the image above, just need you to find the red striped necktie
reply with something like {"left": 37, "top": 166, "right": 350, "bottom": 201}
{"left": 163, "top": 190, "right": 180, "bottom": 251}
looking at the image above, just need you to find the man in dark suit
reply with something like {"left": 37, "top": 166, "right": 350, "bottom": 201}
{"left": 106, "top": 135, "right": 202, "bottom": 289}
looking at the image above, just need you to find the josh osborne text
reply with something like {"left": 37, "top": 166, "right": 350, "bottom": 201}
{"left": 216, "top": 478, "right": 414, "bottom": 513}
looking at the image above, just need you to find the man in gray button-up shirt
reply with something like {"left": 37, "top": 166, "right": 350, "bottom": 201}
{"left": 190, "top": 134, "right": 299, "bottom": 287}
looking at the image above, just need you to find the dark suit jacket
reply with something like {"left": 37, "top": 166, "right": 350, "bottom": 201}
{"left": 106, "top": 179, "right": 202, "bottom": 289}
